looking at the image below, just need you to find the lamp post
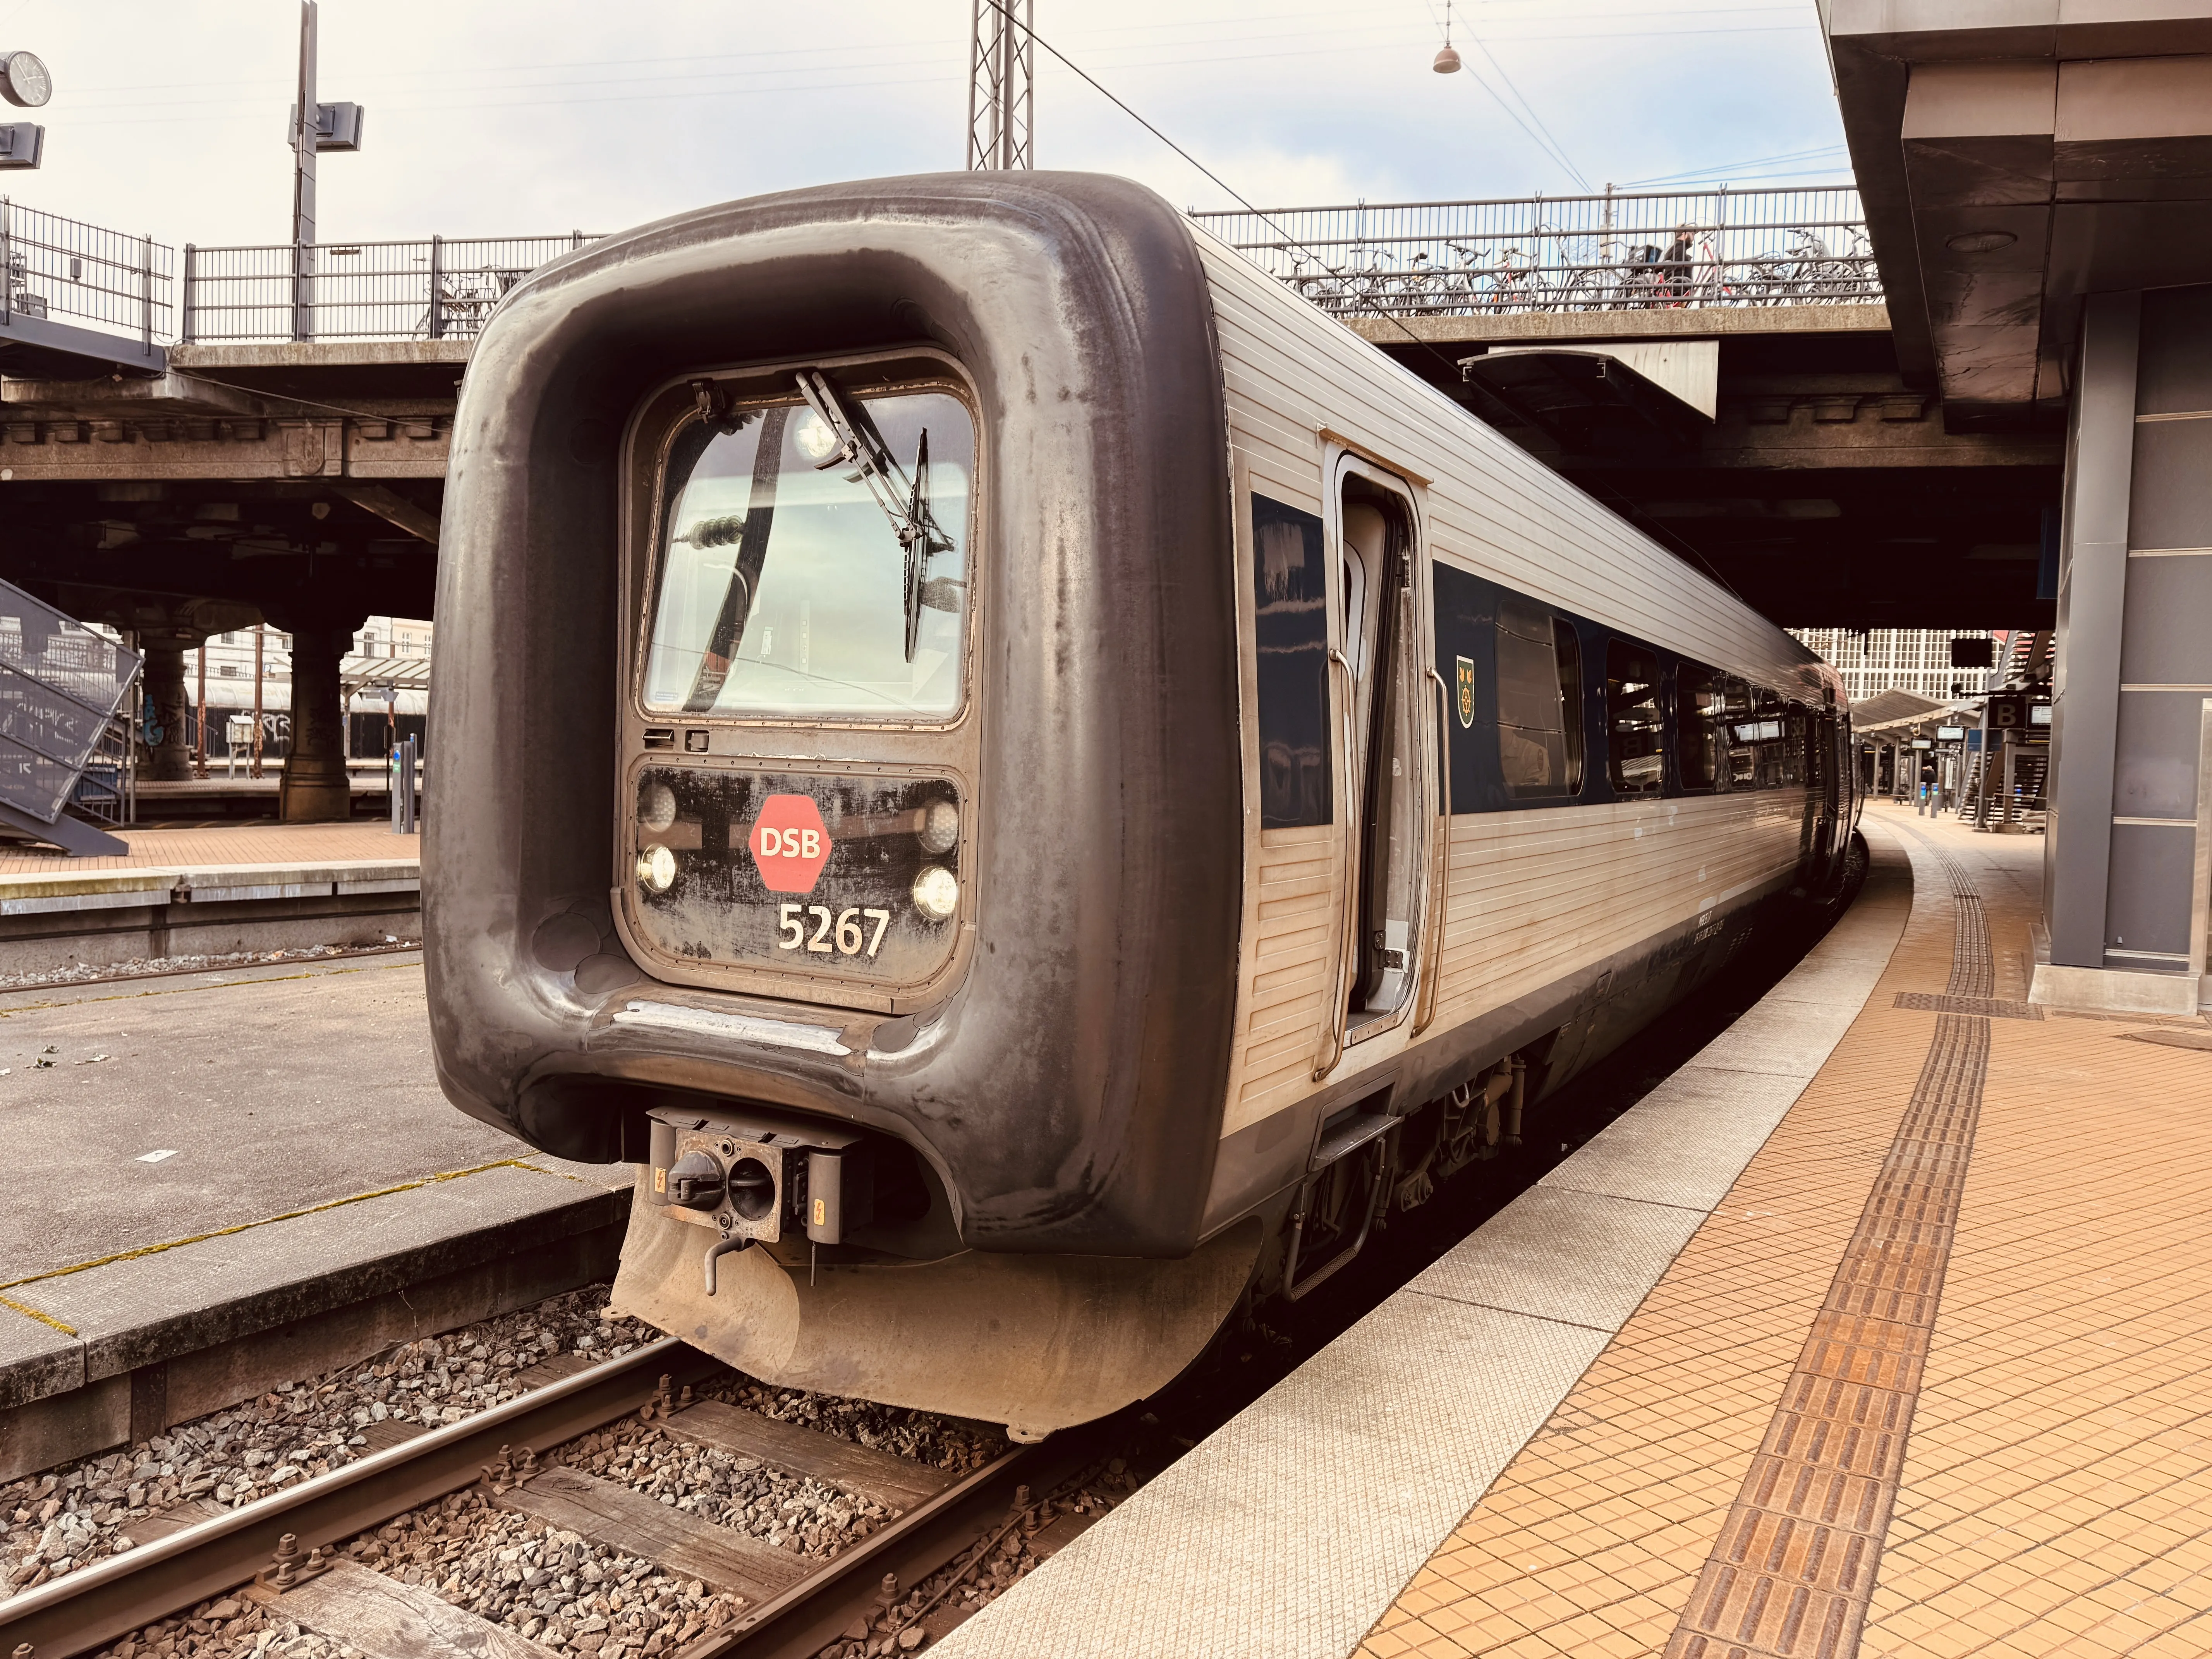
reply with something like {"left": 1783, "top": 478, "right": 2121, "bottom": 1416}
{"left": 287, "top": 3, "right": 365, "bottom": 342}
{"left": 251, "top": 624, "right": 266, "bottom": 780}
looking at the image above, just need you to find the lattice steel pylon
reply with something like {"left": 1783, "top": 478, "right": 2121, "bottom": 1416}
{"left": 967, "top": 0, "right": 1035, "bottom": 170}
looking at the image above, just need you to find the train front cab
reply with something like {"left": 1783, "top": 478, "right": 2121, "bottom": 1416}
{"left": 427, "top": 176, "right": 1258, "bottom": 1441}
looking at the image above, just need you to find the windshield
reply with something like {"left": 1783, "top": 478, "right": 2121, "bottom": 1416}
{"left": 643, "top": 386, "right": 974, "bottom": 719}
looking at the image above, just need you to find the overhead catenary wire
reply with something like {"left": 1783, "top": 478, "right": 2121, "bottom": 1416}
{"left": 53, "top": 2, "right": 1810, "bottom": 100}
{"left": 1423, "top": 0, "right": 1594, "bottom": 192}
{"left": 1468, "top": 38, "right": 1593, "bottom": 191}
{"left": 1623, "top": 144, "right": 1849, "bottom": 187}
{"left": 1422, "top": 0, "right": 1590, "bottom": 190}
{"left": 974, "top": 0, "right": 1464, "bottom": 363}
{"left": 53, "top": 22, "right": 1814, "bottom": 127}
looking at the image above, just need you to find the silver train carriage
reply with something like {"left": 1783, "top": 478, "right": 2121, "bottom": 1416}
{"left": 426, "top": 173, "right": 1860, "bottom": 1440}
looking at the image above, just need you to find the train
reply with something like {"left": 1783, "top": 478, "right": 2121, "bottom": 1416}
{"left": 424, "top": 173, "right": 1861, "bottom": 1441}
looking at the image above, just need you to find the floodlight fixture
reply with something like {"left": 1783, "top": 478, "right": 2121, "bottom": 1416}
{"left": 287, "top": 100, "right": 366, "bottom": 152}
{"left": 0, "top": 122, "right": 40, "bottom": 169}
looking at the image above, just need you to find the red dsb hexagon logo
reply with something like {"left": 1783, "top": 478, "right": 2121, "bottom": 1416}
{"left": 747, "top": 794, "right": 832, "bottom": 894}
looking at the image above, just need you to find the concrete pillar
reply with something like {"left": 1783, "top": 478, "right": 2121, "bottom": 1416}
{"left": 142, "top": 646, "right": 193, "bottom": 782}
{"left": 2045, "top": 292, "right": 2138, "bottom": 966}
{"left": 276, "top": 623, "right": 351, "bottom": 823}
{"left": 2037, "top": 283, "right": 2212, "bottom": 1012}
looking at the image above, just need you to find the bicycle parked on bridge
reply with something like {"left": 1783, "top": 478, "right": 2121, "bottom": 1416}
{"left": 414, "top": 265, "right": 528, "bottom": 340}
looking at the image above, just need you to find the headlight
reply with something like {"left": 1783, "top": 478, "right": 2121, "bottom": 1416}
{"left": 911, "top": 864, "right": 958, "bottom": 921}
{"left": 639, "top": 780, "right": 678, "bottom": 833}
{"left": 637, "top": 843, "right": 677, "bottom": 891}
{"left": 918, "top": 798, "right": 959, "bottom": 855}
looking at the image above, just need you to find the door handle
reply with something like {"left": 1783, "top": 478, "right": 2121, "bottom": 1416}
{"left": 1313, "top": 647, "right": 1358, "bottom": 1082}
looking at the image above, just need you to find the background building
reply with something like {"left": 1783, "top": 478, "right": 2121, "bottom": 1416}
{"left": 1789, "top": 627, "right": 1996, "bottom": 704}
{"left": 168, "top": 615, "right": 432, "bottom": 762}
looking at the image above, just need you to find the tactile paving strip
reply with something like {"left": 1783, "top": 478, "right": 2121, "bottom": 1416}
{"left": 1890, "top": 992, "right": 2041, "bottom": 1022}
{"left": 1666, "top": 840, "right": 1991, "bottom": 1659}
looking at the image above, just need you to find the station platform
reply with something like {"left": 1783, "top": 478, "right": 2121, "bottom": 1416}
{"left": 0, "top": 821, "right": 416, "bottom": 876}
{"left": 0, "top": 953, "right": 629, "bottom": 1484}
{"left": 942, "top": 805, "right": 2212, "bottom": 1659}
{"left": 0, "top": 823, "right": 422, "bottom": 976}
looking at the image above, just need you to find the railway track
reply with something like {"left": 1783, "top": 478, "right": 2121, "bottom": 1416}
{"left": 0, "top": 1339, "right": 1115, "bottom": 1659}
{"left": 0, "top": 875, "right": 1860, "bottom": 1659}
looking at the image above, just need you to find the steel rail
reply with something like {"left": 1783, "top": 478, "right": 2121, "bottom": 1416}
{"left": 685, "top": 1419, "right": 1113, "bottom": 1659}
{"left": 0, "top": 1337, "right": 716, "bottom": 1659}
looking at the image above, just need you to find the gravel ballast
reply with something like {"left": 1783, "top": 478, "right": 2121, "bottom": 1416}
{"left": 3, "top": 1283, "right": 1037, "bottom": 1656}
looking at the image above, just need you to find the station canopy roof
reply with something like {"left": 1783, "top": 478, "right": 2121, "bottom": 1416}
{"left": 1849, "top": 689, "right": 1944, "bottom": 727}
{"left": 340, "top": 654, "right": 431, "bottom": 702}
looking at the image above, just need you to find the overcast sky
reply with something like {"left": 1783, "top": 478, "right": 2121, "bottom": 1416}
{"left": 4, "top": 0, "right": 1845, "bottom": 256}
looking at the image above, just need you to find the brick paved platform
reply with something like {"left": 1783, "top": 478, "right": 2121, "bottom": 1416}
{"left": 0, "top": 822, "right": 416, "bottom": 876}
{"left": 943, "top": 806, "right": 2212, "bottom": 1659}
{"left": 1359, "top": 806, "right": 2212, "bottom": 1659}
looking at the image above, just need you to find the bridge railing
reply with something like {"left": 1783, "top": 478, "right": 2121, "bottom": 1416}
{"left": 179, "top": 233, "right": 600, "bottom": 344}
{"left": 1188, "top": 185, "right": 1878, "bottom": 318}
{"left": 0, "top": 198, "right": 172, "bottom": 350}
{"left": 8, "top": 185, "right": 1874, "bottom": 351}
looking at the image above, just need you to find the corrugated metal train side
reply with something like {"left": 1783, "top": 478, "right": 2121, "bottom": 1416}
{"left": 1187, "top": 222, "right": 1852, "bottom": 1255}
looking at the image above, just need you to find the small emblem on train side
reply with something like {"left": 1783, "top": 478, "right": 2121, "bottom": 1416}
{"left": 747, "top": 794, "right": 833, "bottom": 894}
{"left": 1455, "top": 656, "right": 1476, "bottom": 729}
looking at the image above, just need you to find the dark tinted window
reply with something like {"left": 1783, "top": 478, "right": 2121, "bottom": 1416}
{"left": 1724, "top": 678, "right": 1758, "bottom": 788}
{"left": 1251, "top": 493, "right": 1331, "bottom": 828}
{"left": 1677, "top": 663, "right": 1722, "bottom": 790}
{"left": 1723, "top": 690, "right": 1790, "bottom": 789}
{"left": 1606, "top": 642, "right": 1664, "bottom": 795}
{"left": 1781, "top": 702, "right": 1809, "bottom": 787}
{"left": 1495, "top": 599, "right": 1584, "bottom": 797}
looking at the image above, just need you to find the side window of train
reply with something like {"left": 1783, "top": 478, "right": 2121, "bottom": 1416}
{"left": 1605, "top": 641, "right": 1665, "bottom": 795}
{"left": 1756, "top": 692, "right": 1791, "bottom": 788}
{"left": 1784, "top": 702, "right": 1810, "bottom": 787}
{"left": 1250, "top": 493, "right": 1332, "bottom": 828}
{"left": 1723, "top": 689, "right": 1789, "bottom": 788}
{"left": 1724, "top": 678, "right": 1759, "bottom": 789}
{"left": 1676, "top": 663, "right": 1722, "bottom": 791}
{"left": 1494, "top": 598, "right": 1583, "bottom": 797}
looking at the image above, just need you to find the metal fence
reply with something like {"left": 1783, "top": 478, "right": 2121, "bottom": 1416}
{"left": 7, "top": 184, "right": 1876, "bottom": 351}
{"left": 180, "top": 233, "right": 600, "bottom": 343}
{"left": 0, "top": 197, "right": 172, "bottom": 349}
{"left": 1188, "top": 185, "right": 1877, "bottom": 318}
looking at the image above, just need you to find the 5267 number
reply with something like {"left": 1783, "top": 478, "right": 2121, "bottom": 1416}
{"left": 778, "top": 903, "right": 892, "bottom": 958}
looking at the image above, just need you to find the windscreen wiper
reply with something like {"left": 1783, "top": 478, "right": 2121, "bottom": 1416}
{"left": 679, "top": 403, "right": 788, "bottom": 712}
{"left": 795, "top": 370, "right": 954, "bottom": 662}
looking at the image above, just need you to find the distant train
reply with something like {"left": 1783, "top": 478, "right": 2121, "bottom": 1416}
{"left": 426, "top": 174, "right": 1859, "bottom": 1440}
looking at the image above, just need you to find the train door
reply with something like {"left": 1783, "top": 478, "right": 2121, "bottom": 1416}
{"left": 1316, "top": 455, "right": 1432, "bottom": 1074}
{"left": 1802, "top": 703, "right": 1832, "bottom": 877}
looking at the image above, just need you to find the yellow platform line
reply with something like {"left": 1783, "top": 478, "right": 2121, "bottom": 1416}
{"left": 0, "top": 1157, "right": 572, "bottom": 1328}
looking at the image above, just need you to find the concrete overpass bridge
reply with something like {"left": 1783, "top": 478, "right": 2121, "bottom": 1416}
{"left": 1189, "top": 186, "right": 2059, "bottom": 631}
{"left": 2, "top": 181, "right": 2047, "bottom": 666}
